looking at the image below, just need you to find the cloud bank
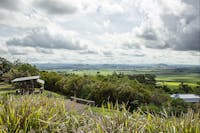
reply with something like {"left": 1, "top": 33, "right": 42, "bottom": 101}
{"left": 0, "top": 0, "right": 199, "bottom": 64}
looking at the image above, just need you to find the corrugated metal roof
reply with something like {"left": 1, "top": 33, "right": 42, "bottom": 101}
{"left": 37, "top": 79, "right": 45, "bottom": 84}
{"left": 12, "top": 76, "right": 40, "bottom": 82}
{"left": 171, "top": 94, "right": 200, "bottom": 99}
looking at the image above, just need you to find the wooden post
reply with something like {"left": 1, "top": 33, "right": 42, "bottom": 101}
{"left": 30, "top": 80, "right": 34, "bottom": 94}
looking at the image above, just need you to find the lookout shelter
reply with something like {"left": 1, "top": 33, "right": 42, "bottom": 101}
{"left": 11, "top": 76, "right": 45, "bottom": 94}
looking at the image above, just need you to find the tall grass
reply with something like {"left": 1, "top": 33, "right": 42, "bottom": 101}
{"left": 0, "top": 96, "right": 199, "bottom": 133}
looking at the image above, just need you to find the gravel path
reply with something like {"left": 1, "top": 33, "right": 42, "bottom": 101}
{"left": 65, "top": 99, "right": 88, "bottom": 113}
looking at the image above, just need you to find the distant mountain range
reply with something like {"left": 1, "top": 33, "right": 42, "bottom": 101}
{"left": 33, "top": 63, "right": 200, "bottom": 71}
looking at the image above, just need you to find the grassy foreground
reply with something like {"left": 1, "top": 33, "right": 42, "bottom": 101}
{"left": 0, "top": 95, "right": 199, "bottom": 133}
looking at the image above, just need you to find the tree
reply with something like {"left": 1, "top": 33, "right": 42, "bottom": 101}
{"left": 0, "top": 57, "right": 13, "bottom": 80}
{"left": 128, "top": 74, "right": 156, "bottom": 86}
{"left": 162, "top": 85, "right": 171, "bottom": 93}
{"left": 40, "top": 71, "right": 62, "bottom": 92}
{"left": 179, "top": 82, "right": 192, "bottom": 93}
{"left": 170, "top": 98, "right": 188, "bottom": 115}
{"left": 2, "top": 63, "right": 39, "bottom": 83}
{"left": 193, "top": 86, "right": 200, "bottom": 95}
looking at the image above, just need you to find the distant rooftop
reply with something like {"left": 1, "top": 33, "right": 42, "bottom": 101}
{"left": 171, "top": 94, "right": 200, "bottom": 102}
{"left": 12, "top": 76, "right": 40, "bottom": 82}
{"left": 171, "top": 94, "right": 200, "bottom": 99}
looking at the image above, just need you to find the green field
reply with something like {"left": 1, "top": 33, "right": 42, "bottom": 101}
{"left": 58, "top": 69, "right": 162, "bottom": 75}
{"left": 157, "top": 81, "right": 198, "bottom": 89}
{"left": 156, "top": 73, "right": 200, "bottom": 89}
{"left": 156, "top": 73, "right": 200, "bottom": 83}
{"left": 55, "top": 69, "right": 200, "bottom": 90}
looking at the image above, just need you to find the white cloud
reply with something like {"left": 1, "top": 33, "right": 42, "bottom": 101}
{"left": 0, "top": 0, "right": 199, "bottom": 64}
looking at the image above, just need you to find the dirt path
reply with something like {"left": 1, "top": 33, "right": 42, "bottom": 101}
{"left": 64, "top": 99, "right": 88, "bottom": 113}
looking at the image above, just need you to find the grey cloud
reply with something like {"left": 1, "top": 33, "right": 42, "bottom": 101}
{"left": 8, "top": 47, "right": 54, "bottom": 55}
{"left": 7, "top": 47, "right": 28, "bottom": 55}
{"left": 103, "top": 51, "right": 113, "bottom": 57}
{"left": 0, "top": 48, "right": 7, "bottom": 54}
{"left": 36, "top": 48, "right": 54, "bottom": 54}
{"left": 146, "top": 42, "right": 170, "bottom": 49}
{"left": 162, "top": 13, "right": 196, "bottom": 33}
{"left": 157, "top": 0, "right": 200, "bottom": 51}
{"left": 6, "top": 28, "right": 87, "bottom": 50}
{"left": 0, "top": 24, "right": 30, "bottom": 37}
{"left": 162, "top": 15, "right": 180, "bottom": 31}
{"left": 162, "top": 15, "right": 200, "bottom": 51}
{"left": 182, "top": 0, "right": 200, "bottom": 8}
{"left": 122, "top": 43, "right": 141, "bottom": 50}
{"left": 79, "top": 50, "right": 98, "bottom": 55}
{"left": 173, "top": 29, "right": 200, "bottom": 51}
{"left": 34, "top": 0, "right": 77, "bottom": 15}
{"left": 132, "top": 53, "right": 145, "bottom": 57}
{"left": 122, "top": 52, "right": 145, "bottom": 57}
{"left": 190, "top": 51, "right": 200, "bottom": 56}
{"left": 0, "top": 0, "right": 20, "bottom": 11}
{"left": 138, "top": 29, "right": 158, "bottom": 41}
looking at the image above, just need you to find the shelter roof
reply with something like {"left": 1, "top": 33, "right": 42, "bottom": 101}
{"left": 12, "top": 76, "right": 40, "bottom": 82}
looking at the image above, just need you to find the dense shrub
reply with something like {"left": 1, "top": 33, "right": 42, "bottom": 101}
{"left": 48, "top": 73, "right": 172, "bottom": 111}
{"left": 179, "top": 82, "right": 193, "bottom": 93}
{"left": 170, "top": 98, "right": 189, "bottom": 115}
{"left": 193, "top": 85, "right": 200, "bottom": 95}
{"left": 128, "top": 74, "right": 156, "bottom": 86}
{"left": 40, "top": 71, "right": 62, "bottom": 92}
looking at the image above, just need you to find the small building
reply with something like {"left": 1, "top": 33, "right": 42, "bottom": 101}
{"left": 11, "top": 76, "right": 45, "bottom": 94}
{"left": 171, "top": 94, "right": 200, "bottom": 103}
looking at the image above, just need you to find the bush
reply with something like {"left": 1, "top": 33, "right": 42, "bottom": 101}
{"left": 40, "top": 71, "right": 62, "bottom": 92}
{"left": 170, "top": 98, "right": 189, "bottom": 115}
{"left": 2, "top": 63, "right": 39, "bottom": 83}
{"left": 141, "top": 104, "right": 161, "bottom": 113}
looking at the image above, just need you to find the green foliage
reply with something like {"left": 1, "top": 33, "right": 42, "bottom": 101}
{"left": 45, "top": 72, "right": 199, "bottom": 114}
{"left": 170, "top": 98, "right": 189, "bottom": 115}
{"left": 161, "top": 85, "right": 172, "bottom": 93}
{"left": 178, "top": 82, "right": 193, "bottom": 93}
{"left": 2, "top": 63, "right": 39, "bottom": 83}
{"left": 193, "top": 86, "right": 200, "bottom": 95}
{"left": 141, "top": 104, "right": 161, "bottom": 113}
{"left": 50, "top": 73, "right": 171, "bottom": 111}
{"left": 0, "top": 57, "right": 13, "bottom": 80}
{"left": 128, "top": 74, "right": 156, "bottom": 86}
{"left": 40, "top": 71, "right": 62, "bottom": 92}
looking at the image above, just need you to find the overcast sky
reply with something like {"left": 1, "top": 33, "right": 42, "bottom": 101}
{"left": 0, "top": 0, "right": 200, "bottom": 64}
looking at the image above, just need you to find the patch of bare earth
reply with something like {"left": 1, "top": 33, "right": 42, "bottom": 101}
{"left": 64, "top": 100, "right": 88, "bottom": 113}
